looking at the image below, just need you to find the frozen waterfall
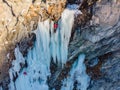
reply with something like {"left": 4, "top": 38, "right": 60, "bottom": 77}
{"left": 8, "top": 9, "right": 90, "bottom": 90}
{"left": 61, "top": 54, "right": 90, "bottom": 90}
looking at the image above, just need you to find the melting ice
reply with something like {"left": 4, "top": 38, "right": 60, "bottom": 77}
{"left": 8, "top": 9, "right": 90, "bottom": 90}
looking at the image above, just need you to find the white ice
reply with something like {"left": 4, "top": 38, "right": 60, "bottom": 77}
{"left": 9, "top": 46, "right": 25, "bottom": 90}
{"left": 0, "top": 87, "right": 3, "bottom": 90}
{"left": 61, "top": 54, "right": 90, "bottom": 90}
{"left": 8, "top": 8, "right": 90, "bottom": 90}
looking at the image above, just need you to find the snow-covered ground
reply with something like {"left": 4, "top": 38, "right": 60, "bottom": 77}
{"left": 7, "top": 8, "right": 89, "bottom": 90}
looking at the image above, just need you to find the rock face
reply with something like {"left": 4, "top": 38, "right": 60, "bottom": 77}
{"left": 68, "top": 0, "right": 120, "bottom": 90}
{"left": 68, "top": 0, "right": 120, "bottom": 61}
{"left": 87, "top": 51, "right": 120, "bottom": 90}
{"left": 0, "top": 0, "right": 120, "bottom": 90}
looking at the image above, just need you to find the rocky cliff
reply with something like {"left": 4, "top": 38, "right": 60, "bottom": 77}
{"left": 68, "top": 0, "right": 120, "bottom": 90}
{"left": 0, "top": 0, "right": 120, "bottom": 90}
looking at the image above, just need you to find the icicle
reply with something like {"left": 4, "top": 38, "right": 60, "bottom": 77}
{"left": 50, "top": 9, "right": 75, "bottom": 65}
{"left": 60, "top": 9, "right": 75, "bottom": 65}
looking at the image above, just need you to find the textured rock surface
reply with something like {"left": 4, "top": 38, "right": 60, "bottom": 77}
{"left": 87, "top": 51, "right": 120, "bottom": 90}
{"left": 68, "top": 0, "right": 120, "bottom": 90}
{"left": 0, "top": 0, "right": 120, "bottom": 90}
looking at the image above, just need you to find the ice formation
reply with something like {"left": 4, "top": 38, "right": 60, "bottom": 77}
{"left": 0, "top": 87, "right": 3, "bottom": 90}
{"left": 61, "top": 54, "right": 90, "bottom": 90}
{"left": 8, "top": 8, "right": 90, "bottom": 90}
{"left": 9, "top": 46, "right": 25, "bottom": 90}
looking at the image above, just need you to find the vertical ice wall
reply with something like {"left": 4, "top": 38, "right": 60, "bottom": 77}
{"left": 61, "top": 54, "right": 90, "bottom": 90}
{"left": 8, "top": 8, "right": 90, "bottom": 90}
{"left": 0, "top": 87, "right": 3, "bottom": 90}
{"left": 9, "top": 46, "right": 25, "bottom": 90}
{"left": 8, "top": 9, "right": 76, "bottom": 90}
{"left": 50, "top": 9, "right": 75, "bottom": 65}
